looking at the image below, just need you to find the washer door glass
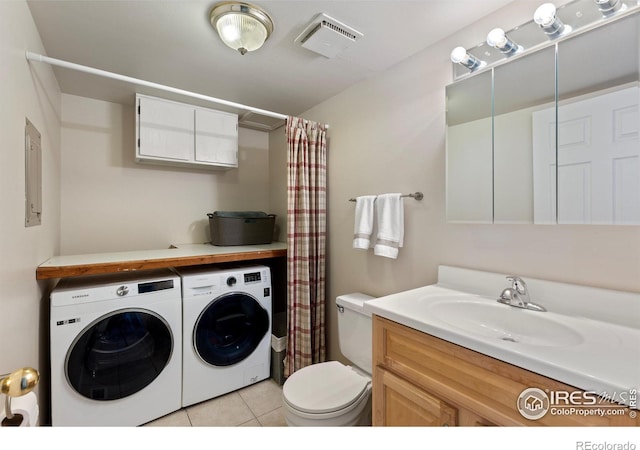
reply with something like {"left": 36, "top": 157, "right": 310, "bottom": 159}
{"left": 66, "top": 309, "right": 173, "bottom": 401}
{"left": 194, "top": 293, "right": 269, "bottom": 366}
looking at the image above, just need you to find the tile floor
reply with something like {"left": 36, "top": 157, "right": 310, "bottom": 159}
{"left": 143, "top": 379, "right": 286, "bottom": 427}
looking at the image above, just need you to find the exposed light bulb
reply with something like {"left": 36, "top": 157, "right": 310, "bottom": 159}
{"left": 486, "top": 28, "right": 520, "bottom": 54}
{"left": 533, "top": 3, "right": 569, "bottom": 36}
{"left": 487, "top": 28, "right": 507, "bottom": 48}
{"left": 450, "top": 46, "right": 483, "bottom": 70}
{"left": 534, "top": 3, "right": 557, "bottom": 27}
{"left": 595, "top": 0, "right": 624, "bottom": 14}
{"left": 450, "top": 47, "right": 468, "bottom": 64}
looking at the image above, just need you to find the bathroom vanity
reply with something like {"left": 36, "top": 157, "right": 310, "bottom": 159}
{"left": 372, "top": 316, "right": 637, "bottom": 426}
{"left": 366, "top": 266, "right": 640, "bottom": 427}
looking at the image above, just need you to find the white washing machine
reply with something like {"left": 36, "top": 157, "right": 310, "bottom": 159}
{"left": 177, "top": 265, "right": 272, "bottom": 407}
{"left": 50, "top": 269, "right": 182, "bottom": 426}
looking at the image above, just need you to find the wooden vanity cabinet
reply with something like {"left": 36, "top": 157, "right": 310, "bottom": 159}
{"left": 372, "top": 315, "right": 638, "bottom": 427}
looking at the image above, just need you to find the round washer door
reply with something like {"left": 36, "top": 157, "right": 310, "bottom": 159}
{"left": 194, "top": 292, "right": 269, "bottom": 366}
{"left": 66, "top": 309, "right": 173, "bottom": 401}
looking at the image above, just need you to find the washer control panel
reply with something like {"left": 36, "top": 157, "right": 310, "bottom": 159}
{"left": 50, "top": 270, "right": 179, "bottom": 307}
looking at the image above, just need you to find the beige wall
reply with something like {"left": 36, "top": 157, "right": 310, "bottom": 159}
{"left": 271, "top": 1, "right": 640, "bottom": 363}
{"left": 0, "top": 0, "right": 61, "bottom": 407}
{"left": 61, "top": 94, "right": 271, "bottom": 255}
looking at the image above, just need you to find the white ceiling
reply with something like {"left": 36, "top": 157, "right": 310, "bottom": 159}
{"left": 26, "top": 0, "right": 514, "bottom": 128}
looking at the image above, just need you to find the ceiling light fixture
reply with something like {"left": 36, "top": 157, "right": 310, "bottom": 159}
{"left": 450, "top": 47, "right": 484, "bottom": 71}
{"left": 534, "top": 3, "right": 571, "bottom": 37}
{"left": 209, "top": 2, "right": 274, "bottom": 55}
{"left": 594, "top": 0, "right": 624, "bottom": 14}
{"left": 486, "top": 28, "right": 522, "bottom": 54}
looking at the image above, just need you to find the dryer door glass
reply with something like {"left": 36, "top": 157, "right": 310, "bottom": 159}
{"left": 66, "top": 310, "right": 173, "bottom": 401}
{"left": 194, "top": 293, "right": 269, "bottom": 366}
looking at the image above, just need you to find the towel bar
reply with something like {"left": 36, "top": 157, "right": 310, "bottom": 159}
{"left": 348, "top": 192, "right": 423, "bottom": 202}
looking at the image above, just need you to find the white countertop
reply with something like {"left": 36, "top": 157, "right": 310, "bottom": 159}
{"left": 364, "top": 266, "right": 640, "bottom": 406}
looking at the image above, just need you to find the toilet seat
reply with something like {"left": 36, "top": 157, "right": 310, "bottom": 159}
{"left": 283, "top": 361, "right": 371, "bottom": 415}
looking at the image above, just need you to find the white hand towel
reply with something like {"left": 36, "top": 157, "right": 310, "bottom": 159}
{"left": 353, "top": 195, "right": 377, "bottom": 249}
{"left": 374, "top": 193, "right": 404, "bottom": 259}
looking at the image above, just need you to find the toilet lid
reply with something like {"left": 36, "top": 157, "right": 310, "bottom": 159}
{"left": 283, "top": 361, "right": 370, "bottom": 414}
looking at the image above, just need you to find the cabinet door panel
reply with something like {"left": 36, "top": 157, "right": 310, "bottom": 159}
{"left": 195, "top": 109, "right": 238, "bottom": 166}
{"left": 138, "top": 97, "right": 194, "bottom": 161}
{"left": 373, "top": 366, "right": 457, "bottom": 427}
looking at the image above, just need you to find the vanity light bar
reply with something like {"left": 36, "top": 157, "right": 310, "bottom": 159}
{"left": 450, "top": 0, "right": 638, "bottom": 75}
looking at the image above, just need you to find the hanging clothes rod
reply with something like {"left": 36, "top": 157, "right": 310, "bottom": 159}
{"left": 25, "top": 52, "right": 288, "bottom": 121}
{"left": 348, "top": 192, "right": 424, "bottom": 202}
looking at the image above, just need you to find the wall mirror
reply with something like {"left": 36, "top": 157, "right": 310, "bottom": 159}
{"left": 547, "top": 14, "right": 639, "bottom": 224}
{"left": 494, "top": 46, "right": 556, "bottom": 224}
{"left": 446, "top": 70, "right": 493, "bottom": 223}
{"left": 446, "top": 6, "right": 639, "bottom": 225}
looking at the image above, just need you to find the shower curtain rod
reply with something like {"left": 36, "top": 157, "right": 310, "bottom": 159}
{"left": 25, "top": 51, "right": 288, "bottom": 121}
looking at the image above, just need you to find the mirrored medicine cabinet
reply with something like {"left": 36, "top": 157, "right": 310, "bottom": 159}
{"left": 446, "top": 8, "right": 640, "bottom": 225}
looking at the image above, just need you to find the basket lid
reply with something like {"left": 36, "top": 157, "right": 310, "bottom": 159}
{"left": 210, "top": 211, "right": 269, "bottom": 218}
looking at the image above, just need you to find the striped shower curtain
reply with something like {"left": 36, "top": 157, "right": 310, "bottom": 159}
{"left": 284, "top": 116, "right": 328, "bottom": 378}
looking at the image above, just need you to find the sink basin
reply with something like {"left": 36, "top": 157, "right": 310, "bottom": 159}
{"left": 364, "top": 271, "right": 640, "bottom": 405}
{"left": 428, "top": 299, "right": 584, "bottom": 347}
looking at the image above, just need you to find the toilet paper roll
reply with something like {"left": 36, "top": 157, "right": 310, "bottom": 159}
{"left": 0, "top": 392, "right": 39, "bottom": 427}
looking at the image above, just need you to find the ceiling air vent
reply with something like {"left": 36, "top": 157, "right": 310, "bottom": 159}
{"left": 238, "top": 111, "right": 285, "bottom": 131}
{"left": 294, "top": 13, "right": 363, "bottom": 59}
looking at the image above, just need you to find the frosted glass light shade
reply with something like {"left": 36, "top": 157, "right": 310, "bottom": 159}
{"left": 210, "top": 3, "right": 274, "bottom": 55}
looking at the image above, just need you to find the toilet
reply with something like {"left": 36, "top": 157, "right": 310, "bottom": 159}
{"left": 282, "top": 293, "right": 375, "bottom": 426}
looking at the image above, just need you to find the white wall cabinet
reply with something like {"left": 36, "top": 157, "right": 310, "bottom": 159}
{"left": 136, "top": 94, "right": 238, "bottom": 169}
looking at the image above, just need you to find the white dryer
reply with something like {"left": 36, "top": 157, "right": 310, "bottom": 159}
{"left": 177, "top": 265, "right": 272, "bottom": 407}
{"left": 50, "top": 269, "right": 182, "bottom": 426}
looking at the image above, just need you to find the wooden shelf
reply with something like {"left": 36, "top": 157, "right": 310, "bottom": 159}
{"left": 36, "top": 242, "right": 287, "bottom": 280}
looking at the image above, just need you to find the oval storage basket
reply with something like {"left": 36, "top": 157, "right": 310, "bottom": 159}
{"left": 207, "top": 211, "right": 276, "bottom": 246}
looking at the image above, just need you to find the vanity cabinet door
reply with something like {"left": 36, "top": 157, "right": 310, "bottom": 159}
{"left": 373, "top": 366, "right": 457, "bottom": 426}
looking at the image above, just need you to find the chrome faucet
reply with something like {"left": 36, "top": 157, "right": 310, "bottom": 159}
{"left": 497, "top": 276, "right": 546, "bottom": 312}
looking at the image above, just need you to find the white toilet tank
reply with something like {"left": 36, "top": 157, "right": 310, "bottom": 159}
{"left": 336, "top": 293, "right": 375, "bottom": 375}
